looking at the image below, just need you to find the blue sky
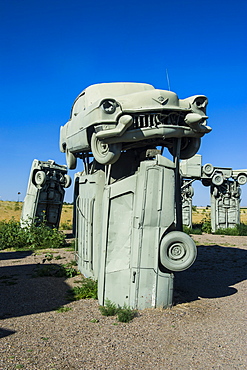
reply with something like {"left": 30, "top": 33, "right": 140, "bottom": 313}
{"left": 1, "top": 0, "right": 247, "bottom": 205}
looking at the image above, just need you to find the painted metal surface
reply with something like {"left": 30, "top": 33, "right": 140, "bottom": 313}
{"left": 74, "top": 152, "right": 197, "bottom": 309}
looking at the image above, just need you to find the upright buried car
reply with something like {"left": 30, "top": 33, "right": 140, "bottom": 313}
{"left": 60, "top": 82, "right": 211, "bottom": 169}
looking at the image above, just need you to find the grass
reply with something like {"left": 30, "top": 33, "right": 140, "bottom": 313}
{"left": 1, "top": 201, "right": 247, "bottom": 230}
{"left": 214, "top": 223, "right": 247, "bottom": 236}
{"left": 99, "top": 299, "right": 137, "bottom": 323}
{"left": 184, "top": 213, "right": 247, "bottom": 236}
{"left": 192, "top": 206, "right": 247, "bottom": 226}
{"left": 67, "top": 277, "right": 98, "bottom": 300}
{"left": 117, "top": 304, "right": 137, "bottom": 323}
{"left": 99, "top": 299, "right": 118, "bottom": 316}
{"left": 55, "top": 306, "right": 72, "bottom": 313}
{"left": 0, "top": 201, "right": 73, "bottom": 229}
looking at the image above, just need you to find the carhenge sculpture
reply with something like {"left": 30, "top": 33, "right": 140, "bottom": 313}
{"left": 180, "top": 155, "right": 247, "bottom": 231}
{"left": 60, "top": 82, "right": 212, "bottom": 309}
{"left": 21, "top": 159, "right": 71, "bottom": 228}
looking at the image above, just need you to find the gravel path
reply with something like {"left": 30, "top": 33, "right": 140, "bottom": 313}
{"left": 0, "top": 235, "right": 247, "bottom": 369}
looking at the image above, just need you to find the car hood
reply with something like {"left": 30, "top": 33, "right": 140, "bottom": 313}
{"left": 115, "top": 89, "right": 197, "bottom": 113}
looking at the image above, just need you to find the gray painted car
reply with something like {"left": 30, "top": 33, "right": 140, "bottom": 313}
{"left": 60, "top": 82, "right": 211, "bottom": 169}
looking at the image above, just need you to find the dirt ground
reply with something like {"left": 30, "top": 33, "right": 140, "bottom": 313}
{"left": 0, "top": 234, "right": 246, "bottom": 369}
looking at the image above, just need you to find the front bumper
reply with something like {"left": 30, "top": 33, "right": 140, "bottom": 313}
{"left": 95, "top": 112, "right": 211, "bottom": 145}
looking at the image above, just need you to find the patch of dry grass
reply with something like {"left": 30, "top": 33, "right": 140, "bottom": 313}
{"left": 192, "top": 207, "right": 211, "bottom": 224}
{"left": 0, "top": 201, "right": 73, "bottom": 228}
{"left": 192, "top": 206, "right": 247, "bottom": 225}
{"left": 240, "top": 208, "right": 247, "bottom": 224}
{"left": 1, "top": 201, "right": 246, "bottom": 228}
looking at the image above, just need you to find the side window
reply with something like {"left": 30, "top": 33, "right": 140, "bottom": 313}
{"left": 70, "top": 92, "right": 85, "bottom": 118}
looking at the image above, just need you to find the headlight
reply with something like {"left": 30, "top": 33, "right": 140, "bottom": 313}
{"left": 101, "top": 99, "right": 118, "bottom": 114}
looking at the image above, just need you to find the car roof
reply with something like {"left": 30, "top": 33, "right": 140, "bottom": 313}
{"left": 82, "top": 82, "right": 155, "bottom": 105}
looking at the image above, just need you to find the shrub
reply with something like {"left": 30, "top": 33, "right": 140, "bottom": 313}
{"left": 201, "top": 214, "right": 212, "bottom": 233}
{"left": 117, "top": 304, "right": 137, "bottom": 323}
{"left": 0, "top": 219, "right": 27, "bottom": 249}
{"left": 183, "top": 225, "right": 202, "bottom": 235}
{"left": 214, "top": 223, "right": 247, "bottom": 236}
{"left": 0, "top": 219, "right": 66, "bottom": 250}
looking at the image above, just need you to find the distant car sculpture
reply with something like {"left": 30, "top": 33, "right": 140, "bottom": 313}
{"left": 60, "top": 82, "right": 211, "bottom": 169}
{"left": 180, "top": 155, "right": 247, "bottom": 231}
{"left": 21, "top": 160, "right": 71, "bottom": 228}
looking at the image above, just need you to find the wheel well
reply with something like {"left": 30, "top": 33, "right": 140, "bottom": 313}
{"left": 86, "top": 126, "right": 95, "bottom": 146}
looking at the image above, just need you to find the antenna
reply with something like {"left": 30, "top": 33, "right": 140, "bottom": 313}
{"left": 166, "top": 69, "right": 171, "bottom": 91}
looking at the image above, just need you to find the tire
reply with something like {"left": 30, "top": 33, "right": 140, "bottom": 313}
{"left": 66, "top": 148, "right": 77, "bottom": 170}
{"left": 203, "top": 163, "right": 214, "bottom": 175}
{"left": 168, "top": 137, "right": 201, "bottom": 159}
{"left": 237, "top": 174, "right": 247, "bottom": 185}
{"left": 91, "top": 133, "right": 122, "bottom": 165}
{"left": 34, "top": 171, "right": 46, "bottom": 186}
{"left": 64, "top": 174, "right": 72, "bottom": 188}
{"left": 160, "top": 231, "right": 197, "bottom": 271}
{"left": 212, "top": 173, "right": 224, "bottom": 186}
{"left": 201, "top": 178, "right": 211, "bottom": 187}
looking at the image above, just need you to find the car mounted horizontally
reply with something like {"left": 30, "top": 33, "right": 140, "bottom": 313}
{"left": 60, "top": 82, "right": 211, "bottom": 169}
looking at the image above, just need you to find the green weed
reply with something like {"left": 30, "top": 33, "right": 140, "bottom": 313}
{"left": 99, "top": 299, "right": 137, "bottom": 323}
{"left": 90, "top": 318, "right": 99, "bottom": 323}
{"left": 45, "top": 253, "right": 53, "bottom": 261}
{"left": 54, "top": 255, "right": 62, "bottom": 260}
{"left": 55, "top": 306, "right": 72, "bottom": 313}
{"left": 117, "top": 304, "right": 137, "bottom": 323}
{"left": 67, "top": 278, "right": 98, "bottom": 300}
{"left": 99, "top": 299, "right": 118, "bottom": 316}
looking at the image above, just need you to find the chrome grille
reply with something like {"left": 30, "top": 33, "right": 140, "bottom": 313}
{"left": 133, "top": 114, "right": 157, "bottom": 128}
{"left": 132, "top": 111, "right": 187, "bottom": 129}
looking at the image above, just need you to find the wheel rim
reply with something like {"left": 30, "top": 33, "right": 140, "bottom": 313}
{"left": 91, "top": 133, "right": 122, "bottom": 165}
{"left": 212, "top": 173, "right": 224, "bottom": 186}
{"left": 160, "top": 231, "right": 197, "bottom": 271}
{"left": 203, "top": 163, "right": 214, "bottom": 175}
{"left": 95, "top": 139, "right": 110, "bottom": 158}
{"left": 34, "top": 171, "right": 46, "bottom": 186}
{"left": 237, "top": 175, "right": 247, "bottom": 185}
{"left": 168, "top": 242, "right": 186, "bottom": 260}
